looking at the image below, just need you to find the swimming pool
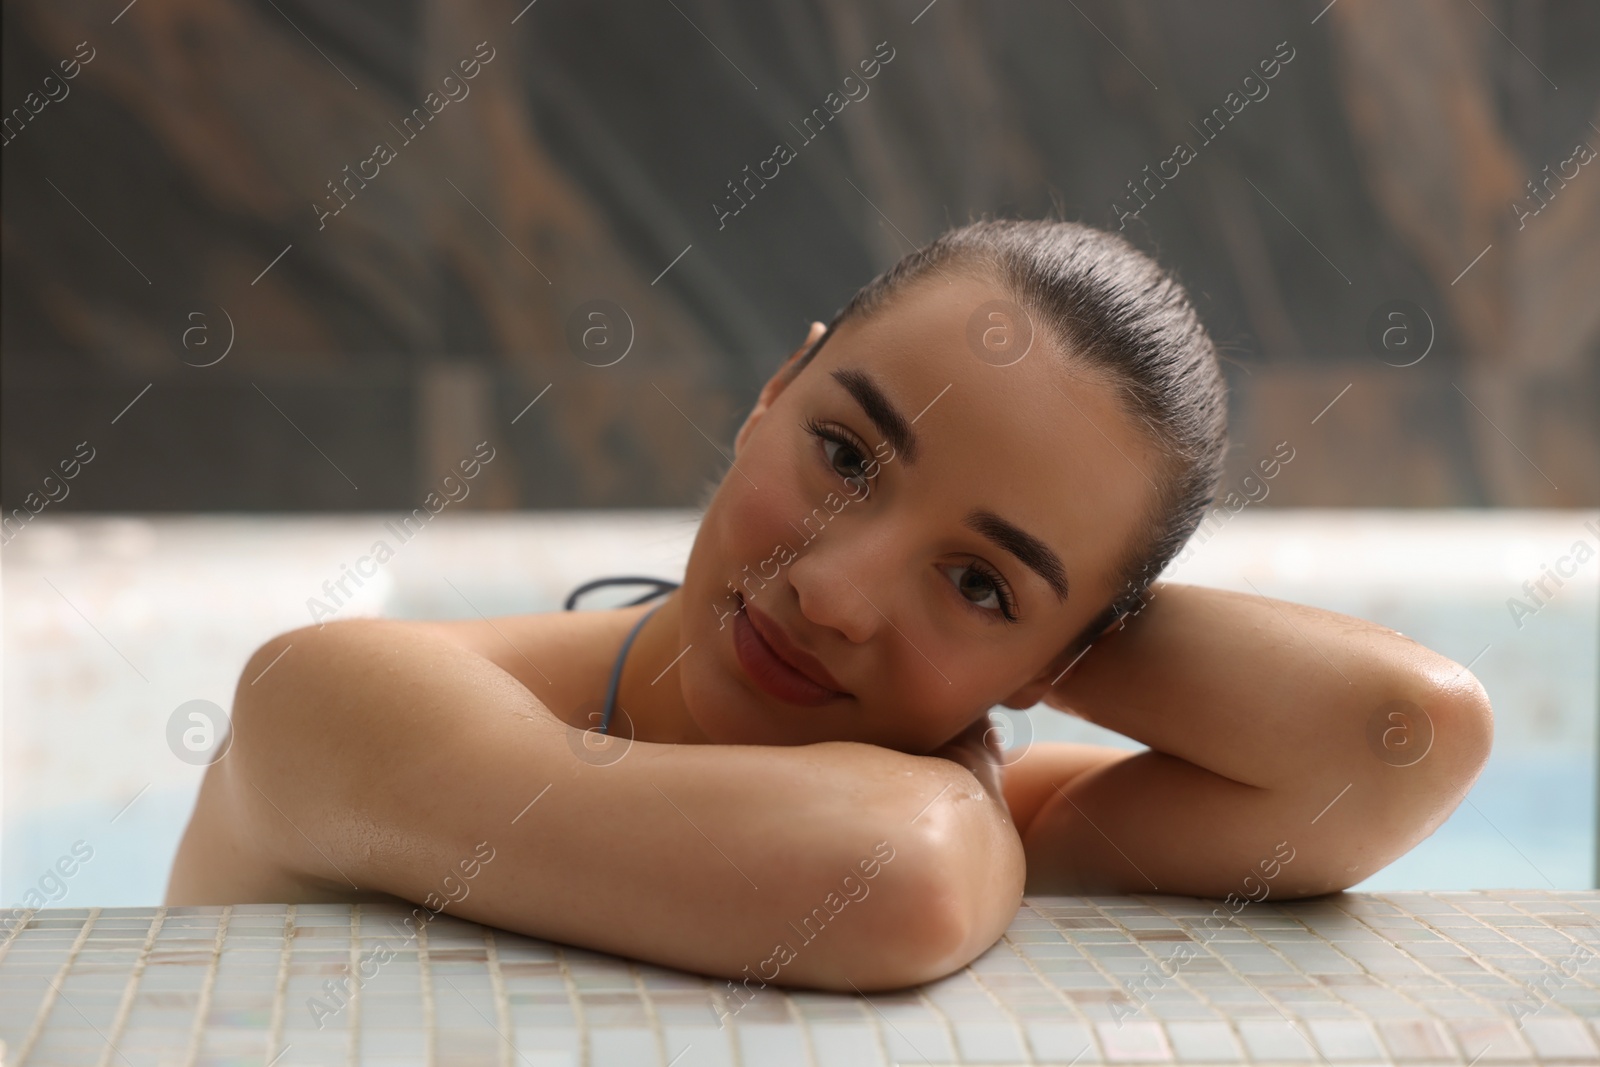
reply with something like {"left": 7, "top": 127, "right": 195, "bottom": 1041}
{"left": 2, "top": 510, "right": 1594, "bottom": 906}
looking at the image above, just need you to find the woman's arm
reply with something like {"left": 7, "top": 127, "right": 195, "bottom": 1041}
{"left": 186, "top": 618, "right": 1012, "bottom": 991}
{"left": 1018, "top": 582, "right": 1493, "bottom": 898}
{"left": 923, "top": 715, "right": 1029, "bottom": 964}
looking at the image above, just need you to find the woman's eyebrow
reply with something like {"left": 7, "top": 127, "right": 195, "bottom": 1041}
{"left": 830, "top": 368, "right": 919, "bottom": 464}
{"left": 964, "top": 510, "right": 1071, "bottom": 601}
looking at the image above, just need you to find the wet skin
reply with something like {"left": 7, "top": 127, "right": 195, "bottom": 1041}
{"left": 167, "top": 272, "right": 1494, "bottom": 990}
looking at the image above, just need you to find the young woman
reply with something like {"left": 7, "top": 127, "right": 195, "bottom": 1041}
{"left": 166, "top": 219, "right": 1492, "bottom": 994}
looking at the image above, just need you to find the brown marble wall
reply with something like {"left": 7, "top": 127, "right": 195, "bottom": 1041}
{"left": 3, "top": 0, "right": 1596, "bottom": 511}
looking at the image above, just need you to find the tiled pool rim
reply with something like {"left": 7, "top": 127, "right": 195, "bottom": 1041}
{"left": 2, "top": 891, "right": 1597, "bottom": 1066}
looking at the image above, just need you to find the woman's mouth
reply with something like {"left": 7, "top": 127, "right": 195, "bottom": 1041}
{"left": 731, "top": 597, "right": 851, "bottom": 707}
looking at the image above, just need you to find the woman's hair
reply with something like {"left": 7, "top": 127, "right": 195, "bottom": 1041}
{"left": 788, "top": 217, "right": 1229, "bottom": 657}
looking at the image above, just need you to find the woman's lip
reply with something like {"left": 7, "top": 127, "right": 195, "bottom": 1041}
{"left": 733, "top": 601, "right": 850, "bottom": 706}
{"left": 744, "top": 601, "right": 850, "bottom": 692}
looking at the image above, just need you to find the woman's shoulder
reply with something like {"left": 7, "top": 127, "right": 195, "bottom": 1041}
{"left": 172, "top": 612, "right": 619, "bottom": 905}
{"left": 408, "top": 607, "right": 634, "bottom": 730}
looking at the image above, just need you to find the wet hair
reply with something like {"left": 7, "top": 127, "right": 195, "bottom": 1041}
{"left": 787, "top": 217, "right": 1229, "bottom": 659}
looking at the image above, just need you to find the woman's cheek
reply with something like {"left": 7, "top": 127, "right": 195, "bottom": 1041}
{"left": 722, "top": 457, "right": 806, "bottom": 563}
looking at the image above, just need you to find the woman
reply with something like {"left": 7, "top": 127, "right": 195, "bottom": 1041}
{"left": 166, "top": 219, "right": 1492, "bottom": 994}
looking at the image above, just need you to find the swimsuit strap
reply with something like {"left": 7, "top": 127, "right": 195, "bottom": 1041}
{"left": 563, "top": 576, "right": 682, "bottom": 735}
{"left": 563, "top": 576, "right": 681, "bottom": 611}
{"left": 598, "top": 603, "right": 659, "bottom": 736}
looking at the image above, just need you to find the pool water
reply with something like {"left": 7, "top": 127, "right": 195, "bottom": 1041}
{"left": 2, "top": 510, "right": 1594, "bottom": 905}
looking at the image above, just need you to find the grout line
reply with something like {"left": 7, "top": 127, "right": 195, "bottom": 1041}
{"left": 0, "top": 908, "right": 37, "bottom": 964}
{"left": 844, "top": 977, "right": 941, "bottom": 1065}
{"left": 419, "top": 916, "right": 437, "bottom": 1067}
{"left": 845, "top": 974, "right": 897, "bottom": 1067}
{"left": 1398, "top": 893, "right": 1528, "bottom": 1064}
{"left": 1081, "top": 899, "right": 1155, "bottom": 1057}
{"left": 1139, "top": 896, "right": 1250, "bottom": 1061}
{"left": 625, "top": 959, "right": 673, "bottom": 1067}
{"left": 348, "top": 904, "right": 364, "bottom": 1066}
{"left": 10, "top": 896, "right": 1595, "bottom": 1067}
{"left": 960, "top": 937, "right": 1038, "bottom": 1065}
{"left": 182, "top": 906, "right": 231, "bottom": 1067}
{"left": 1005, "top": 900, "right": 1102, "bottom": 1062}
{"left": 484, "top": 927, "right": 515, "bottom": 1067}
{"left": 96, "top": 909, "right": 164, "bottom": 1067}
{"left": 1228, "top": 905, "right": 1339, "bottom": 1066}
{"left": 778, "top": 961, "right": 823, "bottom": 1067}
{"left": 266, "top": 905, "right": 295, "bottom": 1065}
{"left": 16, "top": 907, "right": 100, "bottom": 1064}
{"left": 1331, "top": 894, "right": 1461, "bottom": 1059}
{"left": 555, "top": 943, "right": 592, "bottom": 1067}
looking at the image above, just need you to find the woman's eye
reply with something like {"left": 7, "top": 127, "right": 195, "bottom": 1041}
{"left": 806, "top": 420, "right": 873, "bottom": 486}
{"left": 820, "top": 436, "right": 869, "bottom": 481}
{"left": 942, "top": 563, "right": 1016, "bottom": 620}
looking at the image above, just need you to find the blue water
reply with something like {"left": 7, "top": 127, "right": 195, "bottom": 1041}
{"left": 1353, "top": 749, "right": 1594, "bottom": 891}
{"left": 4, "top": 788, "right": 194, "bottom": 908}
{"left": 4, "top": 742, "right": 1590, "bottom": 906}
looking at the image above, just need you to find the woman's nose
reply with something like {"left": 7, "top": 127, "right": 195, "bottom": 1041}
{"left": 786, "top": 522, "right": 901, "bottom": 644}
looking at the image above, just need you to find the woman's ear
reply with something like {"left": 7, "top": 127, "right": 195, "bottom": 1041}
{"left": 734, "top": 320, "right": 827, "bottom": 455}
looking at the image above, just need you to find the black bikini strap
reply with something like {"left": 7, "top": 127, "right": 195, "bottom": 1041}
{"left": 564, "top": 577, "right": 683, "bottom": 736}
{"left": 599, "top": 603, "right": 661, "bottom": 736}
{"left": 563, "top": 576, "right": 682, "bottom": 611}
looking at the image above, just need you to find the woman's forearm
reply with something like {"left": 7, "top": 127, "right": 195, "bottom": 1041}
{"left": 1051, "top": 582, "right": 1489, "bottom": 792}
{"left": 657, "top": 737, "right": 1025, "bottom": 991}
{"left": 216, "top": 619, "right": 990, "bottom": 992}
{"left": 1018, "top": 582, "right": 1493, "bottom": 897}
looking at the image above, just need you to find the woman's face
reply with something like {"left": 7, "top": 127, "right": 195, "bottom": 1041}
{"left": 675, "top": 271, "right": 1162, "bottom": 753}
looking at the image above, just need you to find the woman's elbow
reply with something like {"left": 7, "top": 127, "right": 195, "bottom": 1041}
{"left": 1293, "top": 667, "right": 1496, "bottom": 898}
{"left": 852, "top": 809, "right": 1024, "bottom": 990}
{"left": 804, "top": 841, "right": 980, "bottom": 992}
{"left": 1407, "top": 662, "right": 1494, "bottom": 805}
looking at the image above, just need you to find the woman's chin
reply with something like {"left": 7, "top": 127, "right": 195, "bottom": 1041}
{"left": 682, "top": 675, "right": 794, "bottom": 746}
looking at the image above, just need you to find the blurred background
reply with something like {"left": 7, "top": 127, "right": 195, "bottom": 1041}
{"left": 2, "top": 0, "right": 1597, "bottom": 904}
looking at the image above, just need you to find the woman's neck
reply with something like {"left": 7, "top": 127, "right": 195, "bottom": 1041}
{"left": 614, "top": 592, "right": 712, "bottom": 745}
